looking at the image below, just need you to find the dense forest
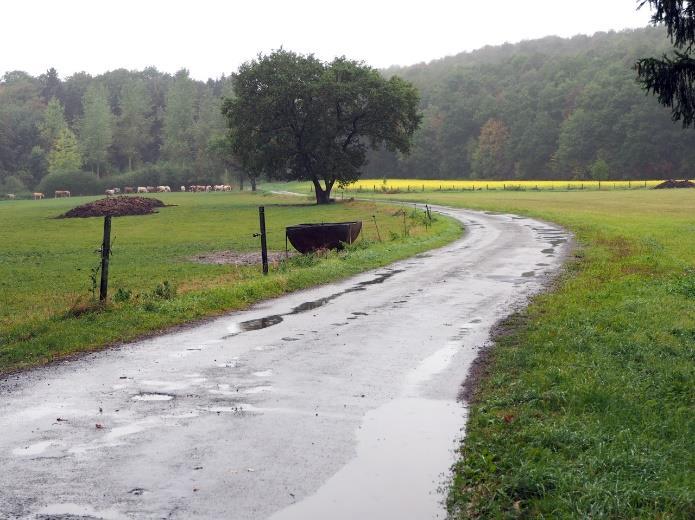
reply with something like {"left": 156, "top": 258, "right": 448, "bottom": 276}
{"left": 1, "top": 26, "right": 693, "bottom": 196}
{"left": 366, "top": 26, "right": 695, "bottom": 180}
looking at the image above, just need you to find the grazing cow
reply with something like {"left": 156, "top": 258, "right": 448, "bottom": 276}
{"left": 224, "top": 184, "right": 232, "bottom": 191}
{"left": 180, "top": 186, "right": 186, "bottom": 192}
{"left": 205, "top": 185, "right": 212, "bottom": 192}
{"left": 124, "top": 186, "right": 135, "bottom": 194}
{"left": 105, "top": 189, "right": 116, "bottom": 196}
{"left": 54, "top": 190, "right": 71, "bottom": 198}
{"left": 32, "top": 192, "right": 44, "bottom": 200}
{"left": 146, "top": 186, "right": 157, "bottom": 193}
{"left": 7, "top": 194, "right": 15, "bottom": 199}
{"left": 213, "top": 184, "right": 224, "bottom": 191}
{"left": 156, "top": 185, "right": 171, "bottom": 193}
{"left": 113, "top": 187, "right": 121, "bottom": 194}
{"left": 137, "top": 186, "right": 148, "bottom": 193}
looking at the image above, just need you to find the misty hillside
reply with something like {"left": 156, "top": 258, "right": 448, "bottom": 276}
{"left": 369, "top": 26, "right": 695, "bottom": 180}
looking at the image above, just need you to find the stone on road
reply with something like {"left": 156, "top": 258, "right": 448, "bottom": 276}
{"left": 0, "top": 206, "right": 570, "bottom": 519}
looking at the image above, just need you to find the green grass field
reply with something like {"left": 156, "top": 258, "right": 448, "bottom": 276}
{"left": 270, "top": 182, "right": 695, "bottom": 518}
{"left": 0, "top": 192, "right": 461, "bottom": 374}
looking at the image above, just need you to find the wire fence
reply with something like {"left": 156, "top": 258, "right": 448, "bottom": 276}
{"left": 333, "top": 179, "right": 665, "bottom": 194}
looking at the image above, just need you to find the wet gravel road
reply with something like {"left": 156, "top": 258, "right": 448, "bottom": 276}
{"left": 0, "top": 205, "right": 570, "bottom": 519}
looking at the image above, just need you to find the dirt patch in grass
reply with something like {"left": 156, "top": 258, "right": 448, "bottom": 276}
{"left": 59, "top": 196, "right": 166, "bottom": 218}
{"left": 191, "top": 250, "right": 296, "bottom": 266}
{"left": 654, "top": 179, "right": 695, "bottom": 189}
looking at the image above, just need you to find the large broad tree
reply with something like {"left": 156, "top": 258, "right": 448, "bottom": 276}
{"left": 636, "top": 1, "right": 695, "bottom": 126}
{"left": 222, "top": 50, "right": 421, "bottom": 204}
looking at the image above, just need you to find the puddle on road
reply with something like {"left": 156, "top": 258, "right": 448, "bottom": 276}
{"left": 12, "top": 440, "right": 54, "bottom": 457}
{"left": 36, "top": 503, "right": 129, "bottom": 520}
{"left": 243, "top": 385, "right": 273, "bottom": 394}
{"left": 521, "top": 271, "right": 536, "bottom": 278}
{"left": 269, "top": 398, "right": 463, "bottom": 520}
{"left": 223, "top": 270, "right": 404, "bottom": 338}
{"left": 239, "top": 315, "right": 284, "bottom": 332}
{"left": 131, "top": 393, "right": 174, "bottom": 402}
{"left": 541, "top": 248, "right": 555, "bottom": 254}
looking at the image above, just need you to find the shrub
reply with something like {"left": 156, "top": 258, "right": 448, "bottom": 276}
{"left": 38, "top": 171, "right": 103, "bottom": 196}
{"left": 0, "top": 175, "right": 27, "bottom": 195}
{"left": 113, "top": 288, "right": 132, "bottom": 302}
{"left": 150, "top": 280, "right": 176, "bottom": 300}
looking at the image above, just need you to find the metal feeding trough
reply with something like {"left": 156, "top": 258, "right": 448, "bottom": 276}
{"left": 286, "top": 221, "right": 362, "bottom": 254}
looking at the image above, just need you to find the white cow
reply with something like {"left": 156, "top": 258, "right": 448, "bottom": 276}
{"left": 137, "top": 186, "right": 148, "bottom": 193}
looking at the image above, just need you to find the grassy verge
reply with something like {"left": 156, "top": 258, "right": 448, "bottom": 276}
{"left": 0, "top": 192, "right": 461, "bottom": 374}
{"left": 270, "top": 182, "right": 695, "bottom": 517}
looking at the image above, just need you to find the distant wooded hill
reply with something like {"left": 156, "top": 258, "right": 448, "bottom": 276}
{"left": 366, "top": 26, "right": 695, "bottom": 180}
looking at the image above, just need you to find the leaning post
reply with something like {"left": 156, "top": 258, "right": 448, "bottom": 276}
{"left": 99, "top": 216, "right": 112, "bottom": 301}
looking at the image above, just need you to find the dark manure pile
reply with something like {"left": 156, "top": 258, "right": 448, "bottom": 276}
{"left": 59, "top": 196, "right": 166, "bottom": 218}
{"left": 653, "top": 179, "right": 695, "bottom": 189}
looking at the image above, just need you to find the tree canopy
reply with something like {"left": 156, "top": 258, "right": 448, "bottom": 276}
{"left": 636, "top": 1, "right": 695, "bottom": 126}
{"left": 222, "top": 50, "right": 421, "bottom": 203}
{"left": 365, "top": 27, "right": 695, "bottom": 181}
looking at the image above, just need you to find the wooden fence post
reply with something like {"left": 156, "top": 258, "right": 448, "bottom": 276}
{"left": 259, "top": 206, "right": 268, "bottom": 275}
{"left": 99, "top": 216, "right": 112, "bottom": 301}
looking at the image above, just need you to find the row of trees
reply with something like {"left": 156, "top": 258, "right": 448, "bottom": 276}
{"left": 0, "top": 68, "right": 238, "bottom": 194}
{"left": 365, "top": 26, "right": 695, "bottom": 180}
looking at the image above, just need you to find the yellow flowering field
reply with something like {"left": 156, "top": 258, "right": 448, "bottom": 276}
{"left": 340, "top": 178, "right": 663, "bottom": 192}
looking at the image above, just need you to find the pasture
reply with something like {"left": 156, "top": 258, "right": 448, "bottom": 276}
{"left": 0, "top": 192, "right": 461, "bottom": 374}
{"left": 269, "top": 181, "right": 695, "bottom": 517}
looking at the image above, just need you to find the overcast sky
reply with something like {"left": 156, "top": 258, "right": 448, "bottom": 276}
{"left": 3, "top": 0, "right": 653, "bottom": 81}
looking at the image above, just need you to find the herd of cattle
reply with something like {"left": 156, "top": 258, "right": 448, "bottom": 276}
{"left": 6, "top": 184, "right": 234, "bottom": 201}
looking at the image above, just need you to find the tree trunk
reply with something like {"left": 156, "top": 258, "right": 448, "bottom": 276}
{"left": 238, "top": 171, "right": 245, "bottom": 191}
{"left": 312, "top": 177, "right": 333, "bottom": 204}
{"left": 250, "top": 176, "right": 257, "bottom": 191}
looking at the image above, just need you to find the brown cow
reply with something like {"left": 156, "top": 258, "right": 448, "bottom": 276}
{"left": 54, "top": 190, "right": 71, "bottom": 198}
{"left": 124, "top": 186, "right": 135, "bottom": 194}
